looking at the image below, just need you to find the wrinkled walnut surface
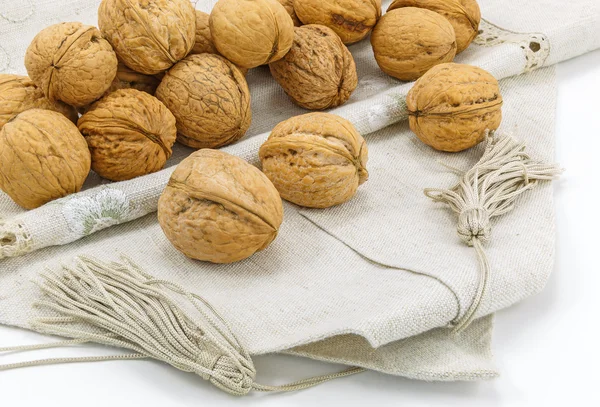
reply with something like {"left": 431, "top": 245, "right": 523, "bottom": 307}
{"left": 156, "top": 53, "right": 251, "bottom": 149}
{"left": 388, "top": 0, "right": 481, "bottom": 53}
{"left": 294, "top": 0, "right": 381, "bottom": 44}
{"left": 210, "top": 0, "right": 294, "bottom": 69}
{"left": 99, "top": 0, "right": 196, "bottom": 75}
{"left": 269, "top": 25, "right": 358, "bottom": 110}
{"left": 191, "top": 10, "right": 218, "bottom": 55}
{"left": 189, "top": 10, "right": 248, "bottom": 76}
{"left": 371, "top": 8, "right": 456, "bottom": 81}
{"left": 158, "top": 149, "right": 283, "bottom": 263}
{"left": 259, "top": 112, "right": 368, "bottom": 208}
{"left": 24, "top": 22, "right": 118, "bottom": 107}
{"left": 78, "top": 89, "right": 176, "bottom": 181}
{"left": 0, "top": 74, "right": 78, "bottom": 129}
{"left": 406, "top": 63, "right": 502, "bottom": 152}
{"left": 277, "top": 0, "right": 302, "bottom": 26}
{"left": 0, "top": 109, "right": 91, "bottom": 209}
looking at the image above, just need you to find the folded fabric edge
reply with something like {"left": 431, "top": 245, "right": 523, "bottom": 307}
{"left": 284, "top": 315, "right": 498, "bottom": 381}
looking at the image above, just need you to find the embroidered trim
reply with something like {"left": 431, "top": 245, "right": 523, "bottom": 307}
{"left": 474, "top": 19, "right": 550, "bottom": 72}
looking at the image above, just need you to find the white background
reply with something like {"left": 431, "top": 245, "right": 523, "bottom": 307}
{"left": 1, "top": 49, "right": 599, "bottom": 406}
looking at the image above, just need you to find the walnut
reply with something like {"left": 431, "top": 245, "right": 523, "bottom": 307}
{"left": 294, "top": 0, "right": 382, "bottom": 44}
{"left": 24, "top": 22, "right": 118, "bottom": 107}
{"left": 0, "top": 74, "right": 78, "bottom": 130}
{"left": 78, "top": 89, "right": 176, "bottom": 181}
{"left": 406, "top": 63, "right": 503, "bottom": 152}
{"left": 108, "top": 61, "right": 162, "bottom": 96}
{"left": 259, "top": 112, "right": 368, "bottom": 208}
{"left": 158, "top": 149, "right": 283, "bottom": 263}
{"left": 388, "top": 0, "right": 480, "bottom": 54}
{"left": 98, "top": 0, "right": 196, "bottom": 75}
{"left": 269, "top": 25, "right": 358, "bottom": 110}
{"left": 276, "top": 0, "right": 302, "bottom": 26}
{"left": 191, "top": 10, "right": 218, "bottom": 55}
{"left": 0, "top": 109, "right": 90, "bottom": 209}
{"left": 209, "top": 0, "right": 294, "bottom": 69}
{"left": 189, "top": 10, "right": 249, "bottom": 76}
{"left": 155, "top": 54, "right": 251, "bottom": 149}
{"left": 371, "top": 8, "right": 456, "bottom": 81}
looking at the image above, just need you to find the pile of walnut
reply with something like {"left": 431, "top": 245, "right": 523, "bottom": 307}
{"left": 0, "top": 0, "right": 502, "bottom": 263}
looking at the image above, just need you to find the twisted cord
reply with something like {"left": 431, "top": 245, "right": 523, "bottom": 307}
{"left": 0, "top": 256, "right": 362, "bottom": 395}
{"left": 425, "top": 133, "right": 562, "bottom": 334}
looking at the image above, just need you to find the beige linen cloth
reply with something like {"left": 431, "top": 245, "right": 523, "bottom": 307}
{"left": 0, "top": 0, "right": 599, "bottom": 382}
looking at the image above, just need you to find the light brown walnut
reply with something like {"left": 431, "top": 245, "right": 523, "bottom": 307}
{"left": 209, "top": 0, "right": 294, "bottom": 69}
{"left": 191, "top": 10, "right": 218, "bottom": 55}
{"left": 371, "top": 8, "right": 456, "bottom": 81}
{"left": 294, "top": 0, "right": 381, "bottom": 44}
{"left": 78, "top": 89, "right": 176, "bottom": 181}
{"left": 155, "top": 54, "right": 251, "bottom": 149}
{"left": 277, "top": 0, "right": 302, "bottom": 26}
{"left": 158, "top": 149, "right": 283, "bottom": 263}
{"left": 189, "top": 11, "right": 249, "bottom": 76}
{"left": 77, "top": 62, "right": 163, "bottom": 114}
{"left": 24, "top": 22, "right": 118, "bottom": 107}
{"left": 98, "top": 0, "right": 196, "bottom": 75}
{"left": 0, "top": 109, "right": 91, "bottom": 209}
{"left": 388, "top": 0, "right": 481, "bottom": 53}
{"left": 406, "top": 63, "right": 503, "bottom": 152}
{"left": 259, "top": 112, "right": 368, "bottom": 208}
{"left": 0, "top": 74, "right": 78, "bottom": 130}
{"left": 269, "top": 25, "right": 358, "bottom": 110}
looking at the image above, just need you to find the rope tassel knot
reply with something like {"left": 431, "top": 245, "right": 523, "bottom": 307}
{"left": 0, "top": 256, "right": 362, "bottom": 395}
{"left": 425, "top": 133, "right": 562, "bottom": 334}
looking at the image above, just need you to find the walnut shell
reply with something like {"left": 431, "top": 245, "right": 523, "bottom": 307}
{"left": 294, "top": 0, "right": 382, "bottom": 44}
{"left": 109, "top": 61, "right": 162, "bottom": 96}
{"left": 78, "top": 89, "right": 176, "bottom": 181}
{"left": 0, "top": 74, "right": 78, "bottom": 129}
{"left": 269, "top": 25, "right": 358, "bottom": 110}
{"left": 98, "top": 0, "right": 196, "bottom": 75}
{"left": 371, "top": 8, "right": 456, "bottom": 81}
{"left": 406, "top": 63, "right": 503, "bottom": 152}
{"left": 0, "top": 109, "right": 90, "bottom": 209}
{"left": 24, "top": 22, "right": 118, "bottom": 107}
{"left": 277, "top": 0, "right": 302, "bottom": 26}
{"left": 191, "top": 10, "right": 218, "bottom": 55}
{"left": 388, "top": 0, "right": 480, "bottom": 54}
{"left": 259, "top": 112, "right": 368, "bottom": 208}
{"left": 155, "top": 54, "right": 251, "bottom": 149}
{"left": 158, "top": 149, "right": 283, "bottom": 263}
{"left": 209, "top": 0, "right": 294, "bottom": 69}
{"left": 189, "top": 10, "right": 249, "bottom": 76}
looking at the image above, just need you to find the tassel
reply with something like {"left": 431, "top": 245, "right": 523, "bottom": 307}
{"left": 424, "top": 133, "right": 562, "bottom": 334}
{"left": 0, "top": 256, "right": 362, "bottom": 395}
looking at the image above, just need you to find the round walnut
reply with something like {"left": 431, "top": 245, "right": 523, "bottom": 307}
{"left": 78, "top": 89, "right": 177, "bottom": 181}
{"left": 109, "top": 62, "right": 162, "bottom": 96}
{"left": 294, "top": 0, "right": 382, "bottom": 44}
{"left": 0, "top": 109, "right": 91, "bottom": 209}
{"left": 388, "top": 0, "right": 481, "bottom": 54}
{"left": 189, "top": 10, "right": 249, "bottom": 76}
{"left": 259, "top": 113, "right": 368, "bottom": 208}
{"left": 209, "top": 0, "right": 294, "bottom": 69}
{"left": 156, "top": 53, "right": 251, "bottom": 149}
{"left": 158, "top": 149, "right": 283, "bottom": 263}
{"left": 277, "top": 0, "right": 302, "bottom": 26}
{"left": 24, "top": 22, "right": 118, "bottom": 107}
{"left": 406, "top": 63, "right": 503, "bottom": 152}
{"left": 98, "top": 0, "right": 196, "bottom": 75}
{"left": 0, "top": 74, "right": 78, "bottom": 129}
{"left": 191, "top": 10, "right": 218, "bottom": 55}
{"left": 269, "top": 25, "right": 358, "bottom": 110}
{"left": 371, "top": 8, "right": 456, "bottom": 81}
